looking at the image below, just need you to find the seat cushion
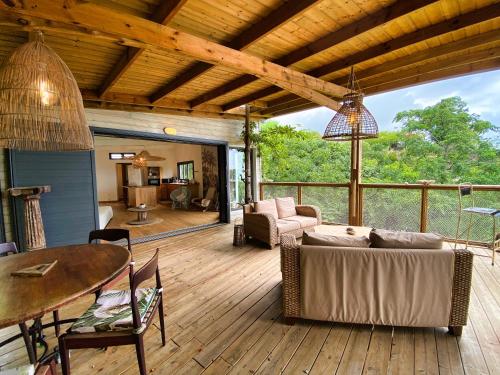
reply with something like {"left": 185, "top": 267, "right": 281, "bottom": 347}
{"left": 276, "top": 219, "right": 301, "bottom": 235}
{"left": 275, "top": 197, "right": 297, "bottom": 218}
{"left": 71, "top": 288, "right": 157, "bottom": 333}
{"left": 254, "top": 199, "right": 279, "bottom": 220}
{"left": 302, "top": 231, "right": 370, "bottom": 247}
{"left": 369, "top": 228, "right": 443, "bottom": 249}
{"left": 282, "top": 215, "right": 318, "bottom": 228}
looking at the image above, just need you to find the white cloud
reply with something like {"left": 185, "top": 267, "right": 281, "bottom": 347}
{"left": 413, "top": 91, "right": 460, "bottom": 108}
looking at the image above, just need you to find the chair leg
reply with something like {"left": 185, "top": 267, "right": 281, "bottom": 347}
{"left": 19, "top": 322, "right": 36, "bottom": 364}
{"left": 58, "top": 335, "right": 71, "bottom": 375}
{"left": 158, "top": 296, "right": 166, "bottom": 346}
{"left": 135, "top": 336, "right": 147, "bottom": 375}
{"left": 53, "top": 310, "right": 60, "bottom": 337}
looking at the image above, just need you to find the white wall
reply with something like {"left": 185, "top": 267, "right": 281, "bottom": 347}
{"left": 95, "top": 138, "right": 203, "bottom": 202}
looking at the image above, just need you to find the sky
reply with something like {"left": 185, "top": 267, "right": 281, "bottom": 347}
{"left": 272, "top": 70, "right": 500, "bottom": 141}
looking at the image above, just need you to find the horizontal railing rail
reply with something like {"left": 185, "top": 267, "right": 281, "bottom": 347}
{"left": 259, "top": 181, "right": 500, "bottom": 244}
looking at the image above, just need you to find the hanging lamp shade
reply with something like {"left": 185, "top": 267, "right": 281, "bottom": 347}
{"left": 0, "top": 31, "right": 93, "bottom": 151}
{"left": 323, "top": 68, "right": 378, "bottom": 141}
{"left": 126, "top": 151, "right": 165, "bottom": 168}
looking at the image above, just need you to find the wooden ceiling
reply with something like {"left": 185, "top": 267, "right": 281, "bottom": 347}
{"left": 0, "top": 0, "right": 498, "bottom": 120}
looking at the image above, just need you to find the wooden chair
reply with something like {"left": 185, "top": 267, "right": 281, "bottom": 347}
{"left": 0, "top": 242, "right": 60, "bottom": 363}
{"left": 191, "top": 186, "right": 217, "bottom": 212}
{"left": 58, "top": 249, "right": 166, "bottom": 375}
{"left": 88, "top": 229, "right": 133, "bottom": 294}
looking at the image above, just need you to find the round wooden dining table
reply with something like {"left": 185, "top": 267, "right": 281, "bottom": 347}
{"left": 0, "top": 243, "right": 131, "bottom": 365}
{"left": 0, "top": 243, "right": 131, "bottom": 329}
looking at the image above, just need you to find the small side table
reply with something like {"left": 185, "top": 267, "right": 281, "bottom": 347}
{"left": 127, "top": 206, "right": 154, "bottom": 225}
{"left": 461, "top": 207, "right": 499, "bottom": 265}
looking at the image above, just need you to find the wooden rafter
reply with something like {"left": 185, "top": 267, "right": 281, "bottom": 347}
{"left": 98, "top": 0, "right": 187, "bottom": 97}
{"left": 0, "top": 0, "right": 348, "bottom": 111}
{"left": 149, "top": 0, "right": 320, "bottom": 104}
{"left": 222, "top": 3, "right": 500, "bottom": 111}
{"left": 269, "top": 53, "right": 500, "bottom": 117}
{"left": 261, "top": 31, "right": 500, "bottom": 114}
{"left": 189, "top": 0, "right": 438, "bottom": 108}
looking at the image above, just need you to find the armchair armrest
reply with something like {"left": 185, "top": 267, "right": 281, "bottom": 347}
{"left": 295, "top": 205, "right": 322, "bottom": 224}
{"left": 449, "top": 248, "right": 474, "bottom": 329}
{"left": 244, "top": 212, "right": 277, "bottom": 248}
{"left": 280, "top": 234, "right": 301, "bottom": 318}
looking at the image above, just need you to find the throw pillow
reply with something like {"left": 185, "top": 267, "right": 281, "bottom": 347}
{"left": 254, "top": 199, "right": 279, "bottom": 219}
{"left": 369, "top": 228, "right": 443, "bottom": 249}
{"left": 275, "top": 197, "right": 297, "bottom": 218}
{"left": 302, "top": 231, "right": 370, "bottom": 247}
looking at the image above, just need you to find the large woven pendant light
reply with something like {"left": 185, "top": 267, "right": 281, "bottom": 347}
{"left": 0, "top": 30, "right": 93, "bottom": 151}
{"left": 323, "top": 67, "right": 378, "bottom": 141}
{"left": 126, "top": 151, "right": 165, "bottom": 168}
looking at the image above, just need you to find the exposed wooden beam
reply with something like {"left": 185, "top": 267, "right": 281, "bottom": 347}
{"left": 261, "top": 31, "right": 500, "bottom": 113}
{"left": 1, "top": 0, "right": 349, "bottom": 109}
{"left": 150, "top": 0, "right": 320, "bottom": 104}
{"left": 222, "top": 4, "right": 500, "bottom": 111}
{"left": 98, "top": 0, "right": 187, "bottom": 97}
{"left": 190, "top": 0, "right": 437, "bottom": 108}
{"left": 266, "top": 50, "right": 500, "bottom": 117}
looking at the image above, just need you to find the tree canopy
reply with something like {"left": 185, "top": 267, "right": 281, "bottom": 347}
{"left": 259, "top": 97, "right": 499, "bottom": 184}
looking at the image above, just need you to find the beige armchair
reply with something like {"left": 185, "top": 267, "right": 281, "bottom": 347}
{"left": 243, "top": 197, "right": 321, "bottom": 249}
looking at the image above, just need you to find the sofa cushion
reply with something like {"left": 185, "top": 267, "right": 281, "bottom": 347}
{"left": 275, "top": 197, "right": 297, "bottom": 218}
{"left": 276, "top": 219, "right": 301, "bottom": 235}
{"left": 369, "top": 228, "right": 443, "bottom": 249}
{"left": 282, "top": 215, "right": 317, "bottom": 228}
{"left": 254, "top": 199, "right": 279, "bottom": 220}
{"left": 302, "top": 231, "right": 370, "bottom": 247}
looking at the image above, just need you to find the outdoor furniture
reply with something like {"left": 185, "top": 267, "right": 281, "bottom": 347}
{"left": 58, "top": 249, "right": 166, "bottom": 375}
{"left": 127, "top": 206, "right": 154, "bottom": 225}
{"left": 192, "top": 186, "right": 216, "bottom": 212}
{"left": 88, "top": 229, "right": 133, "bottom": 294}
{"left": 243, "top": 197, "right": 321, "bottom": 248}
{"left": 170, "top": 186, "right": 191, "bottom": 210}
{"left": 0, "top": 242, "right": 61, "bottom": 364}
{"left": 455, "top": 183, "right": 499, "bottom": 265}
{"left": 0, "top": 243, "right": 131, "bottom": 365}
{"left": 280, "top": 228, "right": 473, "bottom": 336}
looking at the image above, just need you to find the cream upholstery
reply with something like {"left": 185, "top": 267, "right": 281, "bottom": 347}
{"left": 276, "top": 219, "right": 301, "bottom": 235}
{"left": 254, "top": 199, "right": 279, "bottom": 220}
{"left": 282, "top": 215, "right": 318, "bottom": 228}
{"left": 275, "top": 197, "right": 297, "bottom": 218}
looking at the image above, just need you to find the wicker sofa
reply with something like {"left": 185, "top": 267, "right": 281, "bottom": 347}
{"left": 280, "top": 233, "right": 473, "bottom": 336}
{"left": 243, "top": 197, "right": 321, "bottom": 248}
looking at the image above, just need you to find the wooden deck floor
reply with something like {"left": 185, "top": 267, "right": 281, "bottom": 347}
{"left": 1, "top": 224, "right": 499, "bottom": 374}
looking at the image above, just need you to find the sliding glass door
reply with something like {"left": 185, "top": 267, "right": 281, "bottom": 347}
{"left": 229, "top": 148, "right": 245, "bottom": 210}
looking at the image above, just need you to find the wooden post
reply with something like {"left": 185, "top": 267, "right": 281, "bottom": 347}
{"left": 358, "top": 185, "right": 364, "bottom": 226}
{"left": 349, "top": 128, "right": 361, "bottom": 226}
{"left": 420, "top": 185, "right": 429, "bottom": 232}
{"left": 259, "top": 183, "right": 264, "bottom": 201}
{"left": 244, "top": 105, "right": 252, "bottom": 203}
{"left": 297, "top": 185, "right": 302, "bottom": 205}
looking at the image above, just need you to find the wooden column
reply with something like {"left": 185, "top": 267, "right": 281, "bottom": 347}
{"left": 349, "top": 129, "right": 361, "bottom": 226}
{"left": 244, "top": 105, "right": 253, "bottom": 203}
{"left": 9, "top": 186, "right": 51, "bottom": 251}
{"left": 420, "top": 183, "right": 430, "bottom": 232}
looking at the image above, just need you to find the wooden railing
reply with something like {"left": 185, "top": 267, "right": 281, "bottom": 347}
{"left": 260, "top": 181, "right": 500, "bottom": 242}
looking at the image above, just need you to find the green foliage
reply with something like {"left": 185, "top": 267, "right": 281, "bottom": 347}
{"left": 258, "top": 97, "right": 499, "bottom": 185}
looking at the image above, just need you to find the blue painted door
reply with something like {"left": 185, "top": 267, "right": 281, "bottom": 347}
{"left": 10, "top": 150, "right": 98, "bottom": 250}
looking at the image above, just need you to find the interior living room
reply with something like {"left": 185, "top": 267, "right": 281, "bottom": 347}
{"left": 94, "top": 135, "right": 220, "bottom": 239}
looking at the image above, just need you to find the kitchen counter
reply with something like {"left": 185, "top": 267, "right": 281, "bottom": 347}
{"left": 124, "top": 186, "right": 157, "bottom": 207}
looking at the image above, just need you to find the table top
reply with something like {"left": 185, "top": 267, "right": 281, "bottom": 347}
{"left": 463, "top": 207, "right": 500, "bottom": 217}
{"left": 128, "top": 206, "right": 154, "bottom": 212}
{"left": 0, "top": 244, "right": 131, "bottom": 328}
{"left": 314, "top": 224, "right": 372, "bottom": 237}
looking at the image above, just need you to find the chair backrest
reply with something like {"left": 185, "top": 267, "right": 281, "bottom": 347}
{"left": 458, "top": 183, "right": 474, "bottom": 209}
{"left": 130, "top": 249, "right": 161, "bottom": 329}
{"left": 205, "top": 187, "right": 216, "bottom": 200}
{"left": 88, "top": 229, "right": 132, "bottom": 253}
{"left": 0, "top": 242, "right": 18, "bottom": 257}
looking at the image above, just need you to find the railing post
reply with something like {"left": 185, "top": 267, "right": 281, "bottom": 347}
{"left": 297, "top": 185, "right": 302, "bottom": 205}
{"left": 259, "top": 183, "right": 264, "bottom": 201}
{"left": 420, "top": 185, "right": 429, "bottom": 232}
{"left": 358, "top": 186, "right": 364, "bottom": 226}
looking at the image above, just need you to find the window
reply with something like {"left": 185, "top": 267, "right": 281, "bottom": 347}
{"left": 177, "top": 161, "right": 194, "bottom": 180}
{"left": 109, "top": 152, "right": 135, "bottom": 160}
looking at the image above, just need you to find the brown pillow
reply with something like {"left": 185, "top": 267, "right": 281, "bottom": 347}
{"left": 302, "top": 231, "right": 370, "bottom": 247}
{"left": 275, "top": 197, "right": 297, "bottom": 218}
{"left": 254, "top": 199, "right": 279, "bottom": 219}
{"left": 369, "top": 228, "right": 443, "bottom": 249}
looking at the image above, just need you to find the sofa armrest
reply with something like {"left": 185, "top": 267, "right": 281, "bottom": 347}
{"left": 244, "top": 212, "right": 277, "bottom": 248}
{"left": 295, "top": 205, "right": 322, "bottom": 224}
{"left": 449, "top": 248, "right": 474, "bottom": 327}
{"left": 280, "top": 234, "right": 301, "bottom": 318}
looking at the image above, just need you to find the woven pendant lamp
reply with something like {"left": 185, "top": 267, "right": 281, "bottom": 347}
{"left": 0, "top": 30, "right": 93, "bottom": 151}
{"left": 126, "top": 151, "right": 165, "bottom": 168}
{"left": 323, "top": 67, "right": 378, "bottom": 141}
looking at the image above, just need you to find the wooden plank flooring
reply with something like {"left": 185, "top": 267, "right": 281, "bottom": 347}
{"left": 0, "top": 224, "right": 499, "bottom": 374}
